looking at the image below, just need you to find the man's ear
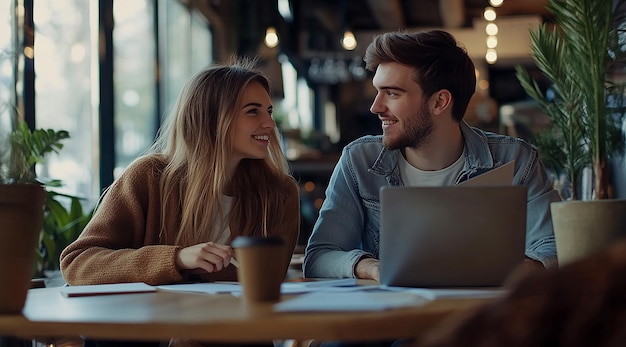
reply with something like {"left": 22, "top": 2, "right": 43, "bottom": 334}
{"left": 430, "top": 89, "right": 452, "bottom": 115}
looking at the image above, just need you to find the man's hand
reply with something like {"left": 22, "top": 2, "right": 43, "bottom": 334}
{"left": 175, "top": 242, "right": 233, "bottom": 273}
{"left": 355, "top": 257, "right": 380, "bottom": 281}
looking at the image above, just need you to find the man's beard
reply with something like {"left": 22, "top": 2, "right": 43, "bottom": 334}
{"left": 383, "top": 103, "right": 434, "bottom": 150}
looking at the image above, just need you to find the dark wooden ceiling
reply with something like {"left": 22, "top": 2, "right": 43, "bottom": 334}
{"left": 297, "top": 0, "right": 550, "bottom": 32}
{"left": 193, "top": 0, "right": 552, "bottom": 62}
{"left": 285, "top": 0, "right": 552, "bottom": 57}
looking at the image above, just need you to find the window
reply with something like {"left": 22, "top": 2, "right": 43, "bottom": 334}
{"left": 33, "top": 0, "right": 97, "bottom": 202}
{"left": 113, "top": 0, "right": 157, "bottom": 178}
{"left": 159, "top": 0, "right": 212, "bottom": 117}
{"left": 5, "top": 0, "right": 214, "bottom": 208}
{"left": 0, "top": 0, "right": 16, "bottom": 179}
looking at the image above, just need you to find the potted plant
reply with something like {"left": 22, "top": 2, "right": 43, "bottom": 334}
{"left": 515, "top": 0, "right": 626, "bottom": 265}
{"left": 0, "top": 121, "right": 70, "bottom": 313}
{"left": 14, "top": 119, "right": 94, "bottom": 280}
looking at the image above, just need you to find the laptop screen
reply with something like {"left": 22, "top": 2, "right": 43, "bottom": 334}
{"left": 379, "top": 185, "right": 527, "bottom": 288}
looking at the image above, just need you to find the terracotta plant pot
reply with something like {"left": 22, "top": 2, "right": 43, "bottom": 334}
{"left": 551, "top": 199, "right": 626, "bottom": 267}
{"left": 0, "top": 184, "right": 46, "bottom": 313}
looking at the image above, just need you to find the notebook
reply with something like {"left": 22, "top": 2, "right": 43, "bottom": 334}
{"left": 379, "top": 185, "right": 527, "bottom": 288}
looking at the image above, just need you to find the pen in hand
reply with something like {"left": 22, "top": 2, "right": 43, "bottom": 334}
{"left": 230, "top": 257, "right": 240, "bottom": 269}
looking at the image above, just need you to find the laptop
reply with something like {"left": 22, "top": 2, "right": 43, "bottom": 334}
{"left": 379, "top": 185, "right": 527, "bottom": 288}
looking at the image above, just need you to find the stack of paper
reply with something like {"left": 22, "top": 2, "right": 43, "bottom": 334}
{"left": 157, "top": 278, "right": 369, "bottom": 295}
{"left": 274, "top": 291, "right": 428, "bottom": 312}
{"left": 381, "top": 286, "right": 508, "bottom": 300}
{"left": 60, "top": 282, "right": 156, "bottom": 297}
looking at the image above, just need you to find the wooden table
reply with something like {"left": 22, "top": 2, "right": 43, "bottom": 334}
{"left": 0, "top": 285, "right": 493, "bottom": 343}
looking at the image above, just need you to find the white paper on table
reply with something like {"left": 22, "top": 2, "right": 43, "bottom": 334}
{"left": 280, "top": 278, "right": 363, "bottom": 293}
{"left": 381, "top": 286, "right": 508, "bottom": 300}
{"left": 61, "top": 282, "right": 156, "bottom": 297}
{"left": 157, "top": 282, "right": 243, "bottom": 294}
{"left": 157, "top": 279, "right": 371, "bottom": 295}
{"left": 280, "top": 284, "right": 379, "bottom": 294}
{"left": 273, "top": 291, "right": 428, "bottom": 312}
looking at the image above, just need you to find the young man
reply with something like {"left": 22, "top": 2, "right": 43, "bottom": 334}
{"left": 304, "top": 29, "right": 560, "bottom": 282}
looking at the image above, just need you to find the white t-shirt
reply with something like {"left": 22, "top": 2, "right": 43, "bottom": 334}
{"left": 210, "top": 195, "right": 233, "bottom": 244}
{"left": 398, "top": 151, "right": 465, "bottom": 187}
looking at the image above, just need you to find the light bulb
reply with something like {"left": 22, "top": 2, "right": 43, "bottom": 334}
{"left": 486, "top": 49, "right": 498, "bottom": 64}
{"left": 341, "top": 31, "right": 357, "bottom": 51}
{"left": 484, "top": 7, "right": 496, "bottom": 21}
{"left": 486, "top": 23, "right": 498, "bottom": 36}
{"left": 264, "top": 27, "right": 279, "bottom": 48}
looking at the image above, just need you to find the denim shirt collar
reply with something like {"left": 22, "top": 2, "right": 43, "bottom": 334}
{"left": 368, "top": 121, "right": 497, "bottom": 184}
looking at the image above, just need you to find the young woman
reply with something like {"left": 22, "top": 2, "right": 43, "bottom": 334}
{"left": 60, "top": 57, "right": 300, "bottom": 289}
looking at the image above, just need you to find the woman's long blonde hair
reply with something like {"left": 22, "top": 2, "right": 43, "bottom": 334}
{"left": 150, "top": 57, "right": 290, "bottom": 246}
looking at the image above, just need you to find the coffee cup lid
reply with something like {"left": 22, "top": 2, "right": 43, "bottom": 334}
{"left": 231, "top": 236, "right": 284, "bottom": 248}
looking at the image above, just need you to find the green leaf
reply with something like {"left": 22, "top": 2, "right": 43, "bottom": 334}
{"left": 38, "top": 189, "right": 94, "bottom": 273}
{"left": 515, "top": 0, "right": 626, "bottom": 199}
{"left": 8, "top": 122, "right": 71, "bottom": 184}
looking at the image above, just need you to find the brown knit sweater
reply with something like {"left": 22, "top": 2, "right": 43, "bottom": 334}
{"left": 60, "top": 156, "right": 300, "bottom": 286}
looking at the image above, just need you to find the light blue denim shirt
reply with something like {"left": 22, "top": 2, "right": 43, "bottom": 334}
{"left": 303, "top": 121, "right": 561, "bottom": 278}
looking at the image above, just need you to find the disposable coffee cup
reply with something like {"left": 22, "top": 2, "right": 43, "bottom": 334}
{"left": 231, "top": 236, "right": 286, "bottom": 302}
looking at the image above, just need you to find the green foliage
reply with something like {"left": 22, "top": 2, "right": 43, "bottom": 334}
{"left": 3, "top": 122, "right": 92, "bottom": 277}
{"left": 7, "top": 122, "right": 70, "bottom": 184}
{"left": 35, "top": 190, "right": 94, "bottom": 277}
{"left": 2, "top": 50, "right": 91, "bottom": 277}
{"left": 515, "top": 0, "right": 626, "bottom": 200}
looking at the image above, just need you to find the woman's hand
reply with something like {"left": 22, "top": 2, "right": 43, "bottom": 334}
{"left": 175, "top": 242, "right": 233, "bottom": 273}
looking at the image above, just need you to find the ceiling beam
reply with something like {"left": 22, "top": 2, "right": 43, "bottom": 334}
{"left": 439, "top": 0, "right": 465, "bottom": 28}
{"left": 312, "top": 3, "right": 340, "bottom": 32}
{"left": 366, "top": 0, "right": 405, "bottom": 30}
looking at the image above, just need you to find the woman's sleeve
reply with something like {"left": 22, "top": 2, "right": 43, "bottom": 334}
{"left": 60, "top": 158, "right": 185, "bottom": 286}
